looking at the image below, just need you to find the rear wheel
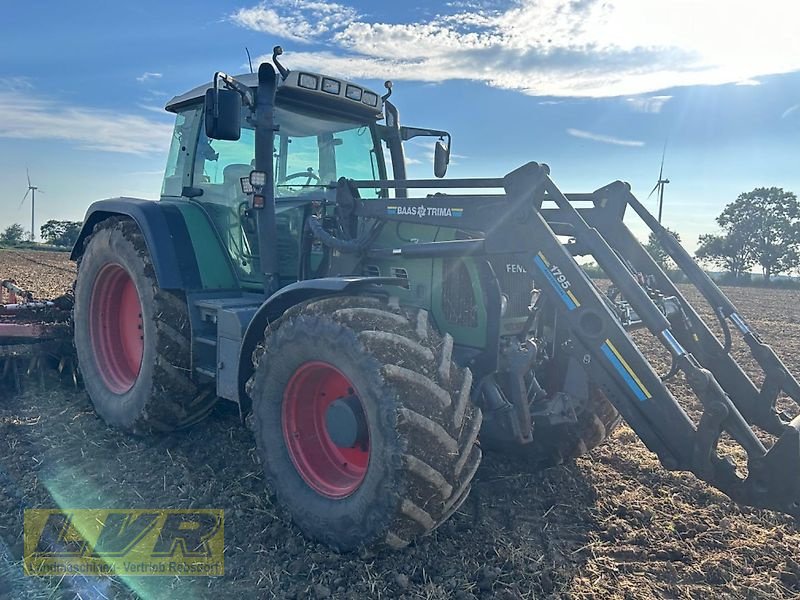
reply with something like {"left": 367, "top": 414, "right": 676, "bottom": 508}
{"left": 248, "top": 296, "right": 482, "bottom": 551}
{"left": 74, "top": 217, "right": 216, "bottom": 434}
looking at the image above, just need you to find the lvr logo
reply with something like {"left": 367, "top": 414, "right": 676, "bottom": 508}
{"left": 24, "top": 509, "right": 224, "bottom": 576}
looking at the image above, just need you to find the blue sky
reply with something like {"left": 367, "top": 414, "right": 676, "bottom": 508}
{"left": 1, "top": 0, "right": 799, "bottom": 250}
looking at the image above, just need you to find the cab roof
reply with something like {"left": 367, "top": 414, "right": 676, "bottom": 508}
{"left": 165, "top": 70, "right": 384, "bottom": 121}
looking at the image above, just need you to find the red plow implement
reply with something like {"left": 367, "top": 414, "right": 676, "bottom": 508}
{"left": 0, "top": 280, "right": 75, "bottom": 389}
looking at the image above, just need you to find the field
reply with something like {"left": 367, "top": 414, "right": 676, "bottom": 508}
{"left": 1, "top": 249, "right": 800, "bottom": 600}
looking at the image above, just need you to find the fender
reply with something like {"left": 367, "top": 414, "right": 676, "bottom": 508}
{"left": 71, "top": 198, "right": 236, "bottom": 291}
{"left": 236, "top": 276, "right": 408, "bottom": 410}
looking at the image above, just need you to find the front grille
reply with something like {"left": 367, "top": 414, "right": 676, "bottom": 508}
{"left": 491, "top": 256, "right": 535, "bottom": 319}
{"left": 442, "top": 258, "right": 478, "bottom": 327}
{"left": 441, "top": 254, "right": 535, "bottom": 328}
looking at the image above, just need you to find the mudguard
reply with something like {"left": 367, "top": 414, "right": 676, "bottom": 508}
{"left": 71, "top": 198, "right": 237, "bottom": 291}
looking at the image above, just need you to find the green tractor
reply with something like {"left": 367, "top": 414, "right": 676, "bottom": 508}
{"left": 69, "top": 48, "right": 800, "bottom": 551}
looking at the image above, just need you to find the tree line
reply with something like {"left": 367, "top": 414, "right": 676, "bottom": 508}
{"left": 0, "top": 220, "right": 82, "bottom": 248}
{"left": 646, "top": 187, "right": 800, "bottom": 283}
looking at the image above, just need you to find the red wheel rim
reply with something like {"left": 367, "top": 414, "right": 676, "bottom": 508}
{"left": 282, "top": 362, "right": 370, "bottom": 499}
{"left": 89, "top": 264, "right": 144, "bottom": 394}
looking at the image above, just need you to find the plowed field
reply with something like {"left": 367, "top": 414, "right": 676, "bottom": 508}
{"left": 1, "top": 249, "right": 799, "bottom": 600}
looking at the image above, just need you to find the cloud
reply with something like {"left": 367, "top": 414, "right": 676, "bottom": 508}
{"left": 240, "top": 0, "right": 800, "bottom": 98}
{"left": 566, "top": 128, "right": 644, "bottom": 147}
{"left": 136, "top": 72, "right": 163, "bottom": 83}
{"left": 626, "top": 95, "right": 672, "bottom": 114}
{"left": 0, "top": 85, "right": 173, "bottom": 155}
{"left": 230, "top": 0, "right": 357, "bottom": 43}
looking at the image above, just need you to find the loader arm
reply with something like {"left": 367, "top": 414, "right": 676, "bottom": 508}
{"left": 335, "top": 162, "right": 800, "bottom": 519}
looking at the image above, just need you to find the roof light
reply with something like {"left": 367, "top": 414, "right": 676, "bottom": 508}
{"left": 345, "top": 85, "right": 363, "bottom": 101}
{"left": 362, "top": 91, "right": 379, "bottom": 107}
{"left": 298, "top": 73, "right": 319, "bottom": 90}
{"left": 322, "top": 78, "right": 341, "bottom": 95}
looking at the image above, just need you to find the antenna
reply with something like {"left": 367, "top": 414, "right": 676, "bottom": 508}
{"left": 19, "top": 168, "right": 43, "bottom": 242}
{"left": 245, "top": 47, "right": 254, "bottom": 74}
{"left": 647, "top": 141, "right": 670, "bottom": 223}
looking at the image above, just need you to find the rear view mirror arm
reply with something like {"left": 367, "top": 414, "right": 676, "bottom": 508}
{"left": 213, "top": 71, "right": 255, "bottom": 110}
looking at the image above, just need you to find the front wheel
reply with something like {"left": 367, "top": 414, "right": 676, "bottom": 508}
{"left": 248, "top": 296, "right": 482, "bottom": 551}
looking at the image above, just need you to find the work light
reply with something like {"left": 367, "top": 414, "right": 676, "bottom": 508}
{"left": 322, "top": 78, "right": 341, "bottom": 95}
{"left": 345, "top": 85, "right": 363, "bottom": 101}
{"left": 298, "top": 73, "right": 319, "bottom": 90}
{"left": 249, "top": 170, "right": 267, "bottom": 188}
{"left": 362, "top": 91, "right": 379, "bottom": 107}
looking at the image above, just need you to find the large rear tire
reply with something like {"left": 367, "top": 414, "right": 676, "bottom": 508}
{"left": 248, "top": 296, "right": 482, "bottom": 551}
{"left": 73, "top": 217, "right": 216, "bottom": 434}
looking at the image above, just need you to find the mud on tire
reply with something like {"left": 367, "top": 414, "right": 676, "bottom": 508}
{"left": 73, "top": 217, "right": 216, "bottom": 434}
{"left": 248, "top": 296, "right": 482, "bottom": 551}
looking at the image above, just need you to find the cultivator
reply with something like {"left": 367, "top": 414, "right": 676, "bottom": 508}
{"left": 0, "top": 280, "right": 75, "bottom": 390}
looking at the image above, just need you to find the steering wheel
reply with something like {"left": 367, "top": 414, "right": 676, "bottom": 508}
{"left": 284, "top": 167, "right": 322, "bottom": 185}
{"left": 282, "top": 168, "right": 321, "bottom": 187}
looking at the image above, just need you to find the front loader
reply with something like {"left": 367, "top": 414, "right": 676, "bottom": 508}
{"left": 11, "top": 47, "right": 800, "bottom": 551}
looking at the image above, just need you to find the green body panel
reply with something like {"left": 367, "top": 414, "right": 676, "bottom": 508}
{"left": 159, "top": 100, "right": 495, "bottom": 350}
{"left": 363, "top": 220, "right": 488, "bottom": 349}
{"left": 171, "top": 201, "right": 239, "bottom": 290}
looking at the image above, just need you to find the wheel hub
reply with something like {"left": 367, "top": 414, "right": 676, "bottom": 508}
{"left": 88, "top": 264, "right": 144, "bottom": 394}
{"left": 325, "top": 394, "right": 368, "bottom": 449}
{"left": 282, "top": 362, "right": 370, "bottom": 499}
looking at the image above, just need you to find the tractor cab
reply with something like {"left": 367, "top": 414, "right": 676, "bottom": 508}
{"left": 162, "top": 66, "right": 391, "bottom": 287}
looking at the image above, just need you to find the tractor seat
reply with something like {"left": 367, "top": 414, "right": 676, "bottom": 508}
{"left": 223, "top": 164, "right": 253, "bottom": 201}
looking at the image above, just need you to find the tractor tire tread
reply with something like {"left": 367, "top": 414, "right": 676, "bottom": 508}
{"left": 249, "top": 295, "right": 482, "bottom": 551}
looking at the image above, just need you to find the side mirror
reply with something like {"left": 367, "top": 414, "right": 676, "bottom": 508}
{"left": 434, "top": 140, "right": 450, "bottom": 178}
{"left": 204, "top": 89, "right": 241, "bottom": 141}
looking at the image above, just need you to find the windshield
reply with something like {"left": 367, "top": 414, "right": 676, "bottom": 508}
{"left": 193, "top": 105, "right": 383, "bottom": 199}
{"left": 189, "top": 102, "right": 384, "bottom": 285}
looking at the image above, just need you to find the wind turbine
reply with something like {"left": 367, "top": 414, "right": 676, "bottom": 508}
{"left": 19, "top": 169, "right": 42, "bottom": 242}
{"left": 647, "top": 144, "right": 670, "bottom": 223}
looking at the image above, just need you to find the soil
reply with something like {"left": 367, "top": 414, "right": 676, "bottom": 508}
{"left": 1, "top": 250, "right": 800, "bottom": 600}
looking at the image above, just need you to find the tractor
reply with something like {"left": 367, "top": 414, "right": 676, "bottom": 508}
{"left": 6, "top": 47, "right": 800, "bottom": 552}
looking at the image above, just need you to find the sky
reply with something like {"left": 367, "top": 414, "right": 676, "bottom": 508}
{"left": 1, "top": 0, "right": 799, "bottom": 250}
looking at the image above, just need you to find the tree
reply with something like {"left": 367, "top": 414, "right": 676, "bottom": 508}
{"left": 696, "top": 231, "right": 754, "bottom": 279}
{"left": 714, "top": 187, "right": 800, "bottom": 282}
{"left": 0, "top": 223, "right": 27, "bottom": 246}
{"left": 40, "top": 220, "right": 82, "bottom": 247}
{"left": 644, "top": 228, "right": 681, "bottom": 269}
